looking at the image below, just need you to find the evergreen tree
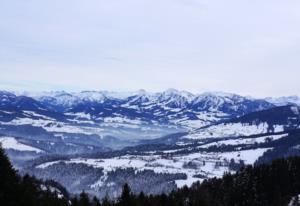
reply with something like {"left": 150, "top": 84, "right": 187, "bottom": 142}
{"left": 4, "top": 142, "right": 300, "bottom": 206}
{"left": 119, "top": 183, "right": 132, "bottom": 206}
{"left": 72, "top": 197, "right": 80, "bottom": 206}
{"left": 0, "top": 146, "right": 21, "bottom": 205}
{"left": 92, "top": 196, "right": 102, "bottom": 206}
{"left": 79, "top": 191, "right": 91, "bottom": 206}
{"left": 102, "top": 196, "right": 111, "bottom": 206}
{"left": 0, "top": 145, "right": 69, "bottom": 206}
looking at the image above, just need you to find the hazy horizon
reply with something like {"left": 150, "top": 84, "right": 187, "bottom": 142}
{"left": 1, "top": 87, "right": 299, "bottom": 99}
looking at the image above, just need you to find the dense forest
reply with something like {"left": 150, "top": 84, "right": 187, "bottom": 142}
{"left": 2, "top": 144, "right": 300, "bottom": 206}
{"left": 0, "top": 146, "right": 69, "bottom": 206}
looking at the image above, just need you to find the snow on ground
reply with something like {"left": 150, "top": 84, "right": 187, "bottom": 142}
{"left": 67, "top": 118, "right": 95, "bottom": 124}
{"left": 23, "top": 111, "right": 56, "bottom": 121}
{"left": 103, "top": 117, "right": 143, "bottom": 125}
{"left": 36, "top": 160, "right": 62, "bottom": 169}
{"left": 0, "top": 118, "right": 101, "bottom": 135}
{"left": 169, "top": 111, "right": 228, "bottom": 130}
{"left": 0, "top": 110, "right": 15, "bottom": 114}
{"left": 0, "top": 137, "right": 43, "bottom": 153}
{"left": 65, "top": 112, "right": 92, "bottom": 120}
{"left": 196, "top": 111, "right": 228, "bottom": 122}
{"left": 199, "top": 133, "right": 288, "bottom": 148}
{"left": 184, "top": 123, "right": 285, "bottom": 140}
{"left": 0, "top": 116, "right": 182, "bottom": 141}
{"left": 220, "top": 148, "right": 270, "bottom": 164}
{"left": 36, "top": 148, "right": 269, "bottom": 188}
{"left": 173, "top": 119, "right": 207, "bottom": 130}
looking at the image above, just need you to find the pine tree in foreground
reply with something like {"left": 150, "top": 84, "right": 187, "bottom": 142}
{"left": 3, "top": 143, "right": 300, "bottom": 206}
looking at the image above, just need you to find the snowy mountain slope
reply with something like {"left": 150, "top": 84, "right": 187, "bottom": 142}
{"left": 265, "top": 96, "right": 300, "bottom": 106}
{"left": 27, "top": 142, "right": 270, "bottom": 198}
{"left": 2, "top": 90, "right": 298, "bottom": 198}
{"left": 16, "top": 89, "right": 275, "bottom": 128}
{"left": 0, "top": 90, "right": 277, "bottom": 155}
{"left": 0, "top": 136, "right": 43, "bottom": 153}
{"left": 26, "top": 129, "right": 300, "bottom": 198}
{"left": 190, "top": 92, "right": 272, "bottom": 116}
{"left": 183, "top": 105, "right": 300, "bottom": 140}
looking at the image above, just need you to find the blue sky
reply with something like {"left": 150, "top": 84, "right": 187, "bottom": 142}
{"left": 0, "top": 0, "right": 300, "bottom": 97}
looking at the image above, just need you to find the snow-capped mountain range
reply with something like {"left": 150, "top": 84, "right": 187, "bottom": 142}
{"left": 1, "top": 89, "right": 299, "bottom": 145}
{"left": 1, "top": 88, "right": 299, "bottom": 157}
{"left": 19, "top": 89, "right": 273, "bottom": 113}
{"left": 2, "top": 89, "right": 300, "bottom": 198}
{"left": 6, "top": 89, "right": 276, "bottom": 126}
{"left": 265, "top": 96, "right": 300, "bottom": 106}
{"left": 0, "top": 90, "right": 276, "bottom": 147}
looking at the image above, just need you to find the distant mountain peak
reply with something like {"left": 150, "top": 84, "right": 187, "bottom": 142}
{"left": 265, "top": 96, "right": 300, "bottom": 106}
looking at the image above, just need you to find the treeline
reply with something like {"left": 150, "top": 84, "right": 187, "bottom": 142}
{"left": 3, "top": 143, "right": 300, "bottom": 206}
{"left": 72, "top": 158, "right": 300, "bottom": 206}
{"left": 0, "top": 146, "right": 69, "bottom": 206}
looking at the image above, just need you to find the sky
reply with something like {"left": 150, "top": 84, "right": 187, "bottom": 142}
{"left": 0, "top": 0, "right": 300, "bottom": 97}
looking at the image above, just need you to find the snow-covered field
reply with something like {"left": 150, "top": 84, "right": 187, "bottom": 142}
{"left": 36, "top": 147, "right": 270, "bottom": 188}
{"left": 0, "top": 114, "right": 183, "bottom": 141}
{"left": 1, "top": 117, "right": 100, "bottom": 135}
{"left": 199, "top": 133, "right": 288, "bottom": 148}
{"left": 0, "top": 137, "right": 43, "bottom": 153}
{"left": 184, "top": 123, "right": 285, "bottom": 140}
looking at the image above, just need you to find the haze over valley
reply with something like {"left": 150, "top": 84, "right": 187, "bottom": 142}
{"left": 1, "top": 89, "right": 300, "bottom": 198}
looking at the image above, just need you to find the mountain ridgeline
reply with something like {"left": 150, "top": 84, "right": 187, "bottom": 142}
{"left": 0, "top": 90, "right": 280, "bottom": 163}
{"left": 1, "top": 90, "right": 300, "bottom": 202}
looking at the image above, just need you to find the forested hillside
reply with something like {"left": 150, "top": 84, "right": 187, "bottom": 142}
{"left": 71, "top": 158, "right": 300, "bottom": 206}
{"left": 0, "top": 146, "right": 69, "bottom": 206}
{"left": 2, "top": 144, "right": 300, "bottom": 206}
